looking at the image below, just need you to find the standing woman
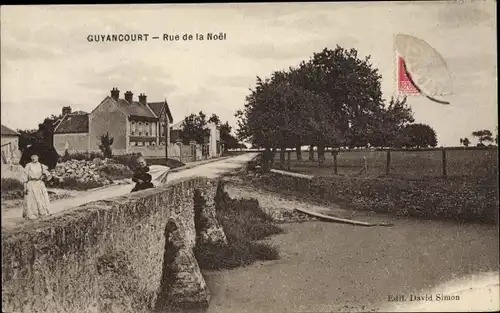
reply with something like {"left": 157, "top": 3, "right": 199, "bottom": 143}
{"left": 22, "top": 153, "right": 52, "bottom": 220}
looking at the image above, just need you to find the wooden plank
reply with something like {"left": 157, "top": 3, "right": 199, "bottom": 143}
{"left": 294, "top": 207, "right": 394, "bottom": 227}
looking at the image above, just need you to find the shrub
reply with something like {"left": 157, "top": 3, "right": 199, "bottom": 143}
{"left": 111, "top": 153, "right": 142, "bottom": 170}
{"left": 1, "top": 178, "right": 23, "bottom": 192}
{"left": 195, "top": 183, "right": 282, "bottom": 270}
{"left": 60, "top": 151, "right": 104, "bottom": 162}
{"left": 97, "top": 163, "right": 133, "bottom": 180}
{"left": 99, "top": 132, "right": 114, "bottom": 158}
{"left": 1, "top": 178, "right": 24, "bottom": 200}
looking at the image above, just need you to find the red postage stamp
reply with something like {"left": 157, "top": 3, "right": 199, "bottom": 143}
{"left": 396, "top": 56, "right": 420, "bottom": 95}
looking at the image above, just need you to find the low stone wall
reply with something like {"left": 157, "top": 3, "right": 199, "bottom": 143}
{"left": 1, "top": 176, "right": 221, "bottom": 313}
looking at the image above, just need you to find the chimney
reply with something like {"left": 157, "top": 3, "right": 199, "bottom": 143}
{"left": 110, "top": 87, "right": 120, "bottom": 101}
{"left": 62, "top": 106, "right": 72, "bottom": 115}
{"left": 138, "top": 93, "right": 147, "bottom": 105}
{"left": 124, "top": 91, "right": 133, "bottom": 103}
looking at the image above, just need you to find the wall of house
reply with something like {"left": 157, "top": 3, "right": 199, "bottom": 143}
{"left": 1, "top": 136, "right": 20, "bottom": 164}
{"left": 89, "top": 98, "right": 128, "bottom": 154}
{"left": 54, "top": 133, "right": 90, "bottom": 155}
{"left": 1, "top": 177, "right": 219, "bottom": 313}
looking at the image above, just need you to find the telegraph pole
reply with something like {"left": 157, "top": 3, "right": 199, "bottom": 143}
{"left": 164, "top": 119, "right": 168, "bottom": 162}
{"left": 164, "top": 99, "right": 168, "bottom": 162}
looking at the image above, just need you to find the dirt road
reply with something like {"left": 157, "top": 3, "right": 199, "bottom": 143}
{"left": 1, "top": 153, "right": 257, "bottom": 229}
{"left": 202, "top": 184, "right": 499, "bottom": 313}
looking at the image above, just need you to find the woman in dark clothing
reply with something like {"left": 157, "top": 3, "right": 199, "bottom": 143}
{"left": 131, "top": 156, "right": 154, "bottom": 193}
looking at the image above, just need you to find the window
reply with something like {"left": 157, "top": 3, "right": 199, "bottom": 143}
{"left": 131, "top": 122, "right": 135, "bottom": 135}
{"left": 149, "top": 123, "right": 153, "bottom": 136}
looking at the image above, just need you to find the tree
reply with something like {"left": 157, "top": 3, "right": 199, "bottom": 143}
{"left": 17, "top": 128, "right": 39, "bottom": 152}
{"left": 237, "top": 45, "right": 388, "bottom": 165}
{"left": 218, "top": 121, "right": 240, "bottom": 150}
{"left": 368, "top": 96, "right": 414, "bottom": 148}
{"left": 472, "top": 129, "right": 493, "bottom": 146}
{"left": 403, "top": 123, "right": 438, "bottom": 148}
{"left": 495, "top": 127, "right": 498, "bottom": 145}
{"left": 460, "top": 137, "right": 470, "bottom": 147}
{"left": 99, "top": 132, "right": 114, "bottom": 158}
{"left": 181, "top": 111, "right": 210, "bottom": 144}
{"left": 17, "top": 113, "right": 64, "bottom": 151}
{"left": 38, "top": 113, "right": 65, "bottom": 147}
{"left": 208, "top": 114, "right": 221, "bottom": 125}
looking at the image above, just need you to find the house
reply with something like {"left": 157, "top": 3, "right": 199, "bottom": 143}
{"left": 53, "top": 88, "right": 174, "bottom": 157}
{"left": 170, "top": 120, "right": 222, "bottom": 157}
{"left": 1, "top": 124, "right": 20, "bottom": 164}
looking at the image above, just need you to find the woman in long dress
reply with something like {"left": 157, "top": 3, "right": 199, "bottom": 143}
{"left": 22, "top": 153, "right": 52, "bottom": 220}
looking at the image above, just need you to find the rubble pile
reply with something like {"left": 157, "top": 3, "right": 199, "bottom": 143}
{"left": 49, "top": 158, "right": 114, "bottom": 185}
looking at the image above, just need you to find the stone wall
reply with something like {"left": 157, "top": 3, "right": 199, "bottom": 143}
{"left": 1, "top": 176, "right": 221, "bottom": 313}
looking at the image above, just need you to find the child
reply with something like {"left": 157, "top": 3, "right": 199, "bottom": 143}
{"left": 131, "top": 156, "right": 154, "bottom": 193}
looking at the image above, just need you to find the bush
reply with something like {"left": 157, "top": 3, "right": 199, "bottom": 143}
{"left": 1, "top": 178, "right": 23, "bottom": 192}
{"left": 195, "top": 184, "right": 282, "bottom": 270}
{"left": 1, "top": 178, "right": 24, "bottom": 200}
{"left": 111, "top": 153, "right": 142, "bottom": 170}
{"left": 60, "top": 151, "right": 104, "bottom": 162}
{"left": 97, "top": 163, "right": 133, "bottom": 180}
{"left": 99, "top": 133, "right": 114, "bottom": 158}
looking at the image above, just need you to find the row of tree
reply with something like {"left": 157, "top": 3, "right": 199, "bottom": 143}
{"left": 235, "top": 45, "right": 438, "bottom": 161}
{"left": 460, "top": 128, "right": 498, "bottom": 147}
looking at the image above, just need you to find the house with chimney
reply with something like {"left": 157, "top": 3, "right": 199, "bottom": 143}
{"left": 53, "top": 88, "right": 174, "bottom": 157}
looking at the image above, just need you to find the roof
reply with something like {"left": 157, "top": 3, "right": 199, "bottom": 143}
{"left": 148, "top": 101, "right": 174, "bottom": 123}
{"left": 116, "top": 99, "right": 157, "bottom": 119}
{"left": 171, "top": 120, "right": 184, "bottom": 130}
{"left": 54, "top": 114, "right": 89, "bottom": 134}
{"left": 1, "top": 124, "right": 19, "bottom": 136}
{"left": 72, "top": 110, "right": 88, "bottom": 115}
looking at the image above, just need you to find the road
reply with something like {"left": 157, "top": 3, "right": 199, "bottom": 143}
{"left": 1, "top": 153, "right": 257, "bottom": 229}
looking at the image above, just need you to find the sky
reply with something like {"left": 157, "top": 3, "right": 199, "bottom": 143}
{"left": 1, "top": 1, "right": 497, "bottom": 147}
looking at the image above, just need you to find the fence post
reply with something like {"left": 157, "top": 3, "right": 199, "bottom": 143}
{"left": 386, "top": 149, "right": 391, "bottom": 175}
{"left": 333, "top": 150, "right": 338, "bottom": 175}
{"left": 441, "top": 147, "right": 447, "bottom": 178}
{"left": 287, "top": 150, "right": 291, "bottom": 171}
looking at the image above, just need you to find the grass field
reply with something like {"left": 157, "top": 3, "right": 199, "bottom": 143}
{"left": 273, "top": 148, "right": 498, "bottom": 179}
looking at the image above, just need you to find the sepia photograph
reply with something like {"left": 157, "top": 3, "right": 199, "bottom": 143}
{"left": 1, "top": 1, "right": 498, "bottom": 313}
